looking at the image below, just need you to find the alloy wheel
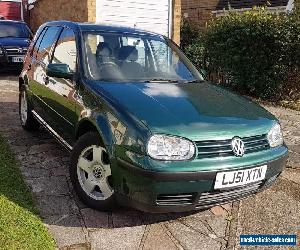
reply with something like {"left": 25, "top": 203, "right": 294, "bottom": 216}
{"left": 20, "top": 91, "right": 28, "bottom": 125}
{"left": 77, "top": 145, "right": 114, "bottom": 200}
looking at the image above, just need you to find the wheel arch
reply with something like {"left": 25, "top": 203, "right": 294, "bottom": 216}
{"left": 75, "top": 117, "right": 114, "bottom": 155}
{"left": 76, "top": 119, "right": 98, "bottom": 139}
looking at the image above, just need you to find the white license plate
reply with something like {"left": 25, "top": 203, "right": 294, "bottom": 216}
{"left": 12, "top": 56, "right": 24, "bottom": 62}
{"left": 214, "top": 165, "right": 267, "bottom": 189}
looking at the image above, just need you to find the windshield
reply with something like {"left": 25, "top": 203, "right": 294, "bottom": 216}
{"left": 83, "top": 32, "right": 203, "bottom": 82}
{"left": 0, "top": 23, "right": 31, "bottom": 38}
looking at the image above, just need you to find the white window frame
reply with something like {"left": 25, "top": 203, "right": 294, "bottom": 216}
{"left": 212, "top": 1, "right": 295, "bottom": 17}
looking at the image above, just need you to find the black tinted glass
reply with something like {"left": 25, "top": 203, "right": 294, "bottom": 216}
{"left": 0, "top": 22, "right": 30, "bottom": 38}
{"left": 83, "top": 32, "right": 203, "bottom": 82}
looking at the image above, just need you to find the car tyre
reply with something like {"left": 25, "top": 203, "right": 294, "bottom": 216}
{"left": 70, "top": 132, "right": 115, "bottom": 211}
{"left": 19, "top": 88, "right": 40, "bottom": 131}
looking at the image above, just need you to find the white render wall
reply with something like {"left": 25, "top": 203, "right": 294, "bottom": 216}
{"left": 96, "top": 0, "right": 171, "bottom": 37}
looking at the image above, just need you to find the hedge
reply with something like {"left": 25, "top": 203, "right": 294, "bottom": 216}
{"left": 181, "top": 7, "right": 300, "bottom": 101}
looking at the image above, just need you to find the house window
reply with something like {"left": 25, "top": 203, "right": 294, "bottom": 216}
{"left": 212, "top": 0, "right": 294, "bottom": 16}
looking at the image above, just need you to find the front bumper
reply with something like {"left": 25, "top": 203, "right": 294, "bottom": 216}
{"left": 114, "top": 154, "right": 288, "bottom": 213}
{"left": 0, "top": 48, "right": 24, "bottom": 69}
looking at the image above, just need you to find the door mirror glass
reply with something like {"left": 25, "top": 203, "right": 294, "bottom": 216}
{"left": 200, "top": 69, "right": 208, "bottom": 79}
{"left": 46, "top": 63, "right": 73, "bottom": 79}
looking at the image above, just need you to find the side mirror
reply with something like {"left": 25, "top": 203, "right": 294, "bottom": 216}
{"left": 46, "top": 63, "right": 73, "bottom": 80}
{"left": 200, "top": 69, "right": 208, "bottom": 79}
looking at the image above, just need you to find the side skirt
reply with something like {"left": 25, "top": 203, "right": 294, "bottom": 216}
{"left": 32, "top": 110, "right": 73, "bottom": 152}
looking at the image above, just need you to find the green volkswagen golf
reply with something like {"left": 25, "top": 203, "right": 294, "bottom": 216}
{"left": 19, "top": 21, "right": 288, "bottom": 212}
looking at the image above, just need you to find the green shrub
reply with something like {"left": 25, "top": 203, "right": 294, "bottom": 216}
{"left": 180, "top": 20, "right": 206, "bottom": 70}
{"left": 281, "top": 9, "right": 300, "bottom": 100}
{"left": 181, "top": 7, "right": 300, "bottom": 101}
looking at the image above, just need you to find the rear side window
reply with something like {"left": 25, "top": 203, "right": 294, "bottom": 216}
{"left": 36, "top": 26, "right": 61, "bottom": 64}
{"left": 52, "top": 28, "right": 77, "bottom": 72}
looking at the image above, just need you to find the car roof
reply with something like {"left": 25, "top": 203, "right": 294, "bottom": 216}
{"left": 43, "top": 21, "right": 164, "bottom": 37}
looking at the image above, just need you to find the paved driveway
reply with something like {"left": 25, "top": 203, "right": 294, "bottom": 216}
{"left": 0, "top": 74, "right": 299, "bottom": 250}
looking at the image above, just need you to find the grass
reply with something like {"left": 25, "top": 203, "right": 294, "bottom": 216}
{"left": 0, "top": 135, "right": 55, "bottom": 250}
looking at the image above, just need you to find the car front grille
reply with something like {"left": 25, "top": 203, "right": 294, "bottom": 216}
{"left": 155, "top": 175, "right": 279, "bottom": 209}
{"left": 196, "top": 181, "right": 262, "bottom": 209}
{"left": 156, "top": 182, "right": 262, "bottom": 208}
{"left": 195, "top": 134, "right": 270, "bottom": 159}
{"left": 261, "top": 174, "right": 279, "bottom": 189}
{"left": 4, "top": 47, "right": 27, "bottom": 55}
{"left": 156, "top": 193, "right": 196, "bottom": 206}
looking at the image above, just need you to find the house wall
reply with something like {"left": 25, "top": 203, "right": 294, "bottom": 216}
{"left": 182, "top": 0, "right": 299, "bottom": 29}
{"left": 29, "top": 0, "right": 181, "bottom": 43}
{"left": 172, "top": 0, "right": 181, "bottom": 44}
{"left": 181, "top": 0, "right": 219, "bottom": 29}
{"left": 23, "top": 0, "right": 29, "bottom": 23}
{"left": 29, "top": 0, "right": 96, "bottom": 32}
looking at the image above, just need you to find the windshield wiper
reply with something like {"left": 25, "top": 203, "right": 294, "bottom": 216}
{"left": 144, "top": 79, "right": 206, "bottom": 83}
{"left": 144, "top": 78, "right": 179, "bottom": 83}
{"left": 186, "top": 79, "right": 206, "bottom": 83}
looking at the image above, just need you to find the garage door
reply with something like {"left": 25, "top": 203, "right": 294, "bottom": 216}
{"left": 96, "top": 0, "right": 171, "bottom": 37}
{"left": 0, "top": 1, "right": 21, "bottom": 21}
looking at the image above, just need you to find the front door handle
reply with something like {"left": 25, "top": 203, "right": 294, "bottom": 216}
{"left": 43, "top": 76, "right": 49, "bottom": 85}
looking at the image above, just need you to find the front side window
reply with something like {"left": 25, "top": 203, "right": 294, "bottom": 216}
{"left": 52, "top": 28, "right": 77, "bottom": 72}
{"left": 0, "top": 22, "right": 31, "bottom": 38}
{"left": 36, "top": 26, "right": 61, "bottom": 64}
{"left": 32, "top": 27, "right": 47, "bottom": 57}
{"left": 83, "top": 32, "right": 203, "bottom": 82}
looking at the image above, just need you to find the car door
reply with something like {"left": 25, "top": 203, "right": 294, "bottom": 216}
{"left": 42, "top": 27, "right": 78, "bottom": 145}
{"left": 28, "top": 26, "right": 62, "bottom": 122}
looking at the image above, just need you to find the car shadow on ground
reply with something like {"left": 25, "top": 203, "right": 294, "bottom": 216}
{"left": 0, "top": 76, "right": 232, "bottom": 248}
{"left": 0, "top": 100, "right": 219, "bottom": 231}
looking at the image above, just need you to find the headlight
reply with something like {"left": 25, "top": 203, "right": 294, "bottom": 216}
{"left": 267, "top": 123, "right": 283, "bottom": 148}
{"left": 0, "top": 48, "right": 3, "bottom": 55}
{"left": 147, "top": 134, "right": 195, "bottom": 161}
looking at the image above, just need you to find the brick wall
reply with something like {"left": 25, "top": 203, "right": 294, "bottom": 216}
{"left": 87, "top": 0, "right": 96, "bottom": 23}
{"left": 182, "top": 0, "right": 299, "bottom": 29}
{"left": 172, "top": 0, "right": 181, "bottom": 44}
{"left": 181, "top": 0, "right": 220, "bottom": 29}
{"left": 29, "top": 0, "right": 96, "bottom": 32}
{"left": 23, "top": 0, "right": 29, "bottom": 23}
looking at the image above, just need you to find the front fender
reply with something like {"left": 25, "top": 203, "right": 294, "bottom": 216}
{"left": 76, "top": 111, "right": 149, "bottom": 159}
{"left": 75, "top": 81, "right": 152, "bottom": 159}
{"left": 75, "top": 115, "right": 114, "bottom": 156}
{"left": 96, "top": 110, "right": 150, "bottom": 157}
